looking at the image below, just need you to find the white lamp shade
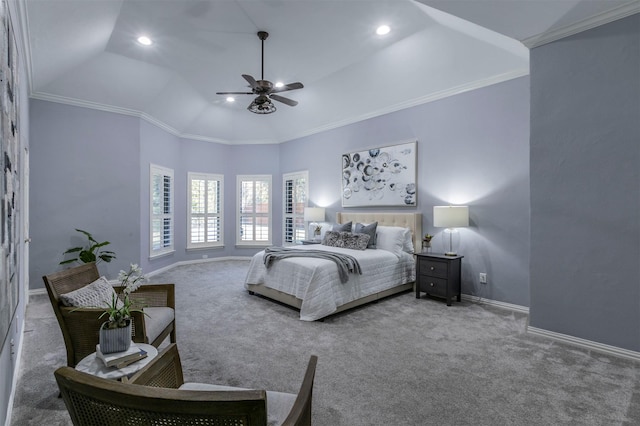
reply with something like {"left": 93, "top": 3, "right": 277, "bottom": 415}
{"left": 304, "top": 207, "right": 325, "bottom": 222}
{"left": 433, "top": 206, "right": 469, "bottom": 228}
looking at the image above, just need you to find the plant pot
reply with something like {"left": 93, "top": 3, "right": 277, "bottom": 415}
{"left": 99, "top": 319, "right": 132, "bottom": 354}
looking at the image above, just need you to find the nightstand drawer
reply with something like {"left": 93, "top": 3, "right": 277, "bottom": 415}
{"left": 418, "top": 276, "right": 448, "bottom": 297}
{"left": 419, "top": 258, "right": 448, "bottom": 279}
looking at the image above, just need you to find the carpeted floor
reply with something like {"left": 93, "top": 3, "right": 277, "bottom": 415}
{"left": 11, "top": 259, "right": 640, "bottom": 425}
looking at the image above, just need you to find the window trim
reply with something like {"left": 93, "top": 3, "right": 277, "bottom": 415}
{"left": 283, "top": 170, "right": 309, "bottom": 245}
{"left": 187, "top": 172, "right": 224, "bottom": 249}
{"left": 149, "top": 164, "right": 174, "bottom": 258}
{"left": 236, "top": 174, "right": 272, "bottom": 247}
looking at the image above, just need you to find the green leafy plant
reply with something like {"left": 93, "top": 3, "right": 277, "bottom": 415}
{"left": 100, "top": 264, "right": 146, "bottom": 329}
{"left": 60, "top": 229, "right": 116, "bottom": 265}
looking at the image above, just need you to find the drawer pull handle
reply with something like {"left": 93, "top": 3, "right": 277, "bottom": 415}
{"left": 430, "top": 282, "right": 435, "bottom": 287}
{"left": 430, "top": 266, "right": 435, "bottom": 271}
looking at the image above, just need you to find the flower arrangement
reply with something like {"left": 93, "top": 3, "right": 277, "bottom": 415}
{"left": 314, "top": 224, "right": 322, "bottom": 236}
{"left": 422, "top": 233, "right": 433, "bottom": 252}
{"left": 100, "top": 264, "right": 146, "bottom": 329}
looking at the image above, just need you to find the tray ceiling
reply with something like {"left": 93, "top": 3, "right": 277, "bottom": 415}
{"left": 17, "top": 0, "right": 638, "bottom": 144}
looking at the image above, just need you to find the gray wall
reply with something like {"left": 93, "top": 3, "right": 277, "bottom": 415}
{"left": 529, "top": 14, "right": 640, "bottom": 351}
{"left": 281, "top": 76, "right": 531, "bottom": 306}
{"left": 30, "top": 101, "right": 141, "bottom": 283}
{"left": 29, "top": 76, "right": 531, "bottom": 313}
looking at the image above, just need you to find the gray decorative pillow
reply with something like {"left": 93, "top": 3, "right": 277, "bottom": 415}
{"left": 323, "top": 231, "right": 370, "bottom": 251}
{"left": 59, "top": 276, "right": 122, "bottom": 309}
{"left": 340, "top": 232, "right": 370, "bottom": 250}
{"left": 332, "top": 221, "right": 352, "bottom": 232}
{"left": 354, "top": 222, "right": 378, "bottom": 249}
{"left": 322, "top": 230, "right": 341, "bottom": 247}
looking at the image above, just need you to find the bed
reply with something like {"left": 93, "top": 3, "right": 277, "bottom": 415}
{"left": 244, "top": 212, "right": 422, "bottom": 321}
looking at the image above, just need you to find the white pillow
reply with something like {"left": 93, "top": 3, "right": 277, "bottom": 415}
{"left": 402, "top": 228, "right": 414, "bottom": 254}
{"left": 59, "top": 276, "right": 121, "bottom": 308}
{"left": 375, "top": 226, "right": 408, "bottom": 257}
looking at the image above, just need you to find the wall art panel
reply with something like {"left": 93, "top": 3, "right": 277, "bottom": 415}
{"left": 341, "top": 140, "right": 417, "bottom": 207}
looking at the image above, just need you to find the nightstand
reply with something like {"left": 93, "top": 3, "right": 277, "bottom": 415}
{"left": 415, "top": 253, "right": 463, "bottom": 306}
{"left": 300, "top": 239, "right": 321, "bottom": 245}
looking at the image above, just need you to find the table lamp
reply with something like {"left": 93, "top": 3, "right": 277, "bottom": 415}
{"left": 433, "top": 205, "right": 469, "bottom": 256}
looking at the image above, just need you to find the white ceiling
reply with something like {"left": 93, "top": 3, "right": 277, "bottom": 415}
{"left": 17, "top": 0, "right": 639, "bottom": 145}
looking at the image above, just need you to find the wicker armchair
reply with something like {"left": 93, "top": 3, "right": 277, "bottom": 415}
{"left": 43, "top": 262, "right": 176, "bottom": 368}
{"left": 55, "top": 343, "right": 318, "bottom": 426}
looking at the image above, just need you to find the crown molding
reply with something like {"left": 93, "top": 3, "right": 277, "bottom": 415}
{"left": 282, "top": 68, "right": 529, "bottom": 144}
{"left": 523, "top": 1, "right": 640, "bottom": 48}
{"left": 30, "top": 68, "right": 529, "bottom": 146}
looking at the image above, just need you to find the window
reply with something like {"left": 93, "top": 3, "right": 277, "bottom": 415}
{"left": 188, "top": 172, "right": 224, "bottom": 249}
{"left": 237, "top": 175, "right": 272, "bottom": 246}
{"left": 283, "top": 171, "right": 308, "bottom": 244}
{"left": 150, "top": 164, "right": 174, "bottom": 257}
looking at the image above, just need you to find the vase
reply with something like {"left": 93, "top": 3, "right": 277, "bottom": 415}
{"left": 99, "top": 319, "right": 132, "bottom": 354}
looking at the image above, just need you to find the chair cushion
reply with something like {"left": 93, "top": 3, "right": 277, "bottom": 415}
{"left": 142, "top": 307, "right": 175, "bottom": 343}
{"left": 179, "top": 382, "right": 296, "bottom": 426}
{"left": 59, "top": 276, "right": 122, "bottom": 309}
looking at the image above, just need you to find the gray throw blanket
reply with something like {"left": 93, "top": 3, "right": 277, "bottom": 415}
{"left": 263, "top": 246, "right": 362, "bottom": 284}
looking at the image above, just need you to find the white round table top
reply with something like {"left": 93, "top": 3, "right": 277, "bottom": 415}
{"left": 75, "top": 343, "right": 158, "bottom": 380}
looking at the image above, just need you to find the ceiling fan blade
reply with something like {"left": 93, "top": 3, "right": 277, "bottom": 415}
{"left": 216, "top": 91, "right": 253, "bottom": 95}
{"left": 242, "top": 74, "right": 258, "bottom": 89}
{"left": 270, "top": 94, "right": 298, "bottom": 107}
{"left": 272, "top": 82, "right": 304, "bottom": 93}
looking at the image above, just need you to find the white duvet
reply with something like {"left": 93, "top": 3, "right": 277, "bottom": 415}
{"left": 244, "top": 245, "right": 415, "bottom": 321}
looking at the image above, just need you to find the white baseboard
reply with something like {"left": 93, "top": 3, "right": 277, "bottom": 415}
{"left": 463, "top": 295, "right": 640, "bottom": 361}
{"left": 527, "top": 326, "right": 640, "bottom": 362}
{"left": 461, "top": 293, "right": 529, "bottom": 314}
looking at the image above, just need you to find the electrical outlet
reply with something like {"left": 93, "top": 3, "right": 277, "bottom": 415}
{"left": 479, "top": 273, "right": 487, "bottom": 284}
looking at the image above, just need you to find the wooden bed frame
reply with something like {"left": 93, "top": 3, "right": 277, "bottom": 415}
{"left": 246, "top": 212, "right": 422, "bottom": 319}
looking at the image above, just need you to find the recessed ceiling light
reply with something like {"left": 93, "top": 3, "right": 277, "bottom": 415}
{"left": 275, "top": 82, "right": 284, "bottom": 88}
{"left": 376, "top": 25, "right": 390, "bottom": 36}
{"left": 226, "top": 97, "right": 235, "bottom": 102}
{"left": 137, "top": 35, "right": 152, "bottom": 46}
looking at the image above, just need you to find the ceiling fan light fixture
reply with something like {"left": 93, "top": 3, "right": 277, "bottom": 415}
{"left": 248, "top": 98, "right": 276, "bottom": 114}
{"left": 275, "top": 82, "right": 284, "bottom": 88}
{"left": 226, "top": 97, "right": 235, "bottom": 102}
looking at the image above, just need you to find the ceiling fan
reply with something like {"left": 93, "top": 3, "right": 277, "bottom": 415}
{"left": 216, "top": 31, "right": 304, "bottom": 114}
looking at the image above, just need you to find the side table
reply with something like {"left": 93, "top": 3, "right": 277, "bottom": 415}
{"left": 75, "top": 343, "right": 158, "bottom": 380}
{"left": 415, "top": 253, "right": 463, "bottom": 306}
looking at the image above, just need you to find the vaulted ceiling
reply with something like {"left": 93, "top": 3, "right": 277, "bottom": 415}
{"left": 17, "top": 0, "right": 638, "bottom": 144}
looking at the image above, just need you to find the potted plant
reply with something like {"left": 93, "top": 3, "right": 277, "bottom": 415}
{"left": 98, "top": 264, "right": 146, "bottom": 353}
{"left": 60, "top": 229, "right": 116, "bottom": 265}
{"left": 422, "top": 233, "right": 433, "bottom": 253}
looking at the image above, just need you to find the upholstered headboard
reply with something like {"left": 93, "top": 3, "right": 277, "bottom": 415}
{"left": 335, "top": 212, "right": 422, "bottom": 253}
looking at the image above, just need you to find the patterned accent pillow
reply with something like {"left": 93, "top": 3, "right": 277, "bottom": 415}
{"left": 322, "top": 231, "right": 370, "bottom": 251}
{"left": 323, "top": 230, "right": 341, "bottom": 247}
{"left": 59, "top": 276, "right": 123, "bottom": 309}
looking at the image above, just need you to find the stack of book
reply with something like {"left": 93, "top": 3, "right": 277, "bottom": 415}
{"left": 96, "top": 342, "right": 148, "bottom": 369}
